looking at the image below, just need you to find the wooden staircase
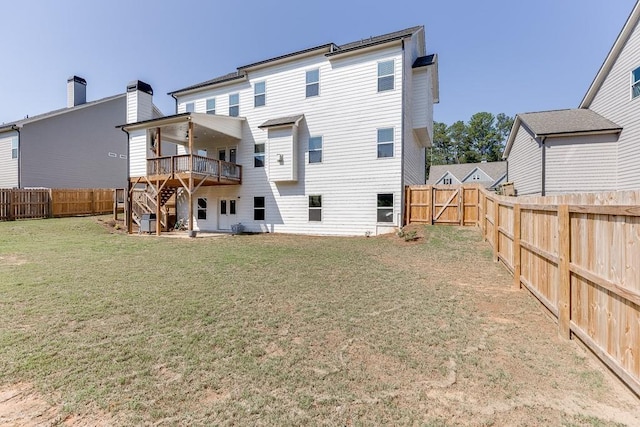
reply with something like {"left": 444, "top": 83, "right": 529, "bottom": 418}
{"left": 131, "top": 186, "right": 177, "bottom": 231}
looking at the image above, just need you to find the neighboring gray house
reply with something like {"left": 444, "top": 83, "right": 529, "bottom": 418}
{"left": 504, "top": 1, "right": 640, "bottom": 196}
{"left": 0, "top": 77, "right": 161, "bottom": 189}
{"left": 426, "top": 161, "right": 506, "bottom": 189}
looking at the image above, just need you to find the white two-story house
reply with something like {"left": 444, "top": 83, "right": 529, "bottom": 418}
{"left": 121, "top": 26, "right": 439, "bottom": 236}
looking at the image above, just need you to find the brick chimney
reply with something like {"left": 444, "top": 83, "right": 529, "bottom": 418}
{"left": 67, "top": 76, "right": 87, "bottom": 107}
{"left": 126, "top": 80, "right": 154, "bottom": 124}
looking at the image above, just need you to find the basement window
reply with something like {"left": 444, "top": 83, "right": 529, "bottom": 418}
{"left": 197, "top": 198, "right": 207, "bottom": 220}
{"left": 254, "top": 197, "right": 265, "bottom": 220}
{"left": 377, "top": 193, "right": 393, "bottom": 223}
{"left": 632, "top": 67, "right": 640, "bottom": 99}
{"left": 309, "top": 195, "right": 322, "bottom": 222}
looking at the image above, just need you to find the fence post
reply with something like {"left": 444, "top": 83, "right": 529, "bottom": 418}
{"left": 90, "top": 190, "right": 96, "bottom": 215}
{"left": 513, "top": 203, "right": 521, "bottom": 289}
{"left": 493, "top": 199, "right": 500, "bottom": 262}
{"left": 459, "top": 187, "right": 464, "bottom": 226}
{"left": 8, "top": 189, "right": 15, "bottom": 221}
{"left": 427, "top": 185, "right": 433, "bottom": 225}
{"left": 558, "top": 204, "right": 571, "bottom": 339}
{"left": 482, "top": 191, "right": 488, "bottom": 241}
{"left": 48, "top": 189, "right": 53, "bottom": 218}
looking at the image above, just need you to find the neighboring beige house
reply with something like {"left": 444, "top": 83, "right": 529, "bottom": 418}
{"left": 504, "top": 1, "right": 640, "bottom": 196}
{"left": 426, "top": 161, "right": 506, "bottom": 189}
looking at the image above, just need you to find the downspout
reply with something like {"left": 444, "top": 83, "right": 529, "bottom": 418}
{"left": 540, "top": 136, "right": 547, "bottom": 196}
{"left": 11, "top": 125, "right": 21, "bottom": 188}
{"left": 170, "top": 93, "right": 178, "bottom": 114}
{"left": 400, "top": 39, "right": 406, "bottom": 227}
{"left": 119, "top": 126, "right": 132, "bottom": 232}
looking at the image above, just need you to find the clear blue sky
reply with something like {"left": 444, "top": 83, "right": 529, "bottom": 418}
{"left": 0, "top": 0, "right": 636, "bottom": 126}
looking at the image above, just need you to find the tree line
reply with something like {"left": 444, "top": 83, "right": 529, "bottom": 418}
{"left": 428, "top": 112, "right": 514, "bottom": 175}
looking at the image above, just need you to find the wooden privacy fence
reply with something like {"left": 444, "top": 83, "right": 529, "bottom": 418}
{"left": 405, "top": 184, "right": 480, "bottom": 226}
{"left": 0, "top": 188, "right": 118, "bottom": 221}
{"left": 477, "top": 187, "right": 640, "bottom": 396}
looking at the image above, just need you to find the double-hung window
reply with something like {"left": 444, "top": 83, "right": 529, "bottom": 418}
{"left": 197, "top": 198, "right": 207, "bottom": 220}
{"left": 206, "top": 98, "right": 216, "bottom": 115}
{"left": 185, "top": 102, "right": 195, "bottom": 113}
{"left": 254, "top": 197, "right": 265, "bottom": 220}
{"left": 308, "top": 136, "right": 322, "bottom": 163}
{"left": 309, "top": 195, "right": 322, "bottom": 222}
{"left": 11, "top": 137, "right": 18, "bottom": 159}
{"left": 229, "top": 93, "right": 239, "bottom": 117}
{"left": 254, "top": 81, "right": 266, "bottom": 107}
{"left": 306, "top": 69, "right": 319, "bottom": 98}
{"left": 254, "top": 143, "right": 265, "bottom": 167}
{"left": 632, "top": 66, "right": 640, "bottom": 99}
{"left": 377, "top": 60, "right": 394, "bottom": 92}
{"left": 377, "top": 194, "right": 393, "bottom": 223}
{"left": 377, "top": 128, "right": 394, "bottom": 158}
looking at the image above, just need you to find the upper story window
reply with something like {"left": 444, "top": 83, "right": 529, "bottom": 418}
{"left": 306, "top": 69, "right": 319, "bottom": 98}
{"left": 632, "top": 67, "right": 640, "bottom": 99}
{"left": 254, "top": 142, "right": 265, "bottom": 167}
{"left": 185, "top": 102, "right": 195, "bottom": 113}
{"left": 11, "top": 137, "right": 18, "bottom": 159}
{"left": 377, "top": 128, "right": 394, "bottom": 158}
{"left": 377, "top": 60, "right": 394, "bottom": 92}
{"left": 308, "top": 136, "right": 322, "bottom": 163}
{"left": 229, "top": 93, "right": 239, "bottom": 117}
{"left": 206, "top": 98, "right": 216, "bottom": 115}
{"left": 254, "top": 82, "right": 266, "bottom": 107}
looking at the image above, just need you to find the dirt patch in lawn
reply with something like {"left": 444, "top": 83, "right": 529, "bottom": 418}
{"left": 0, "top": 255, "right": 27, "bottom": 266}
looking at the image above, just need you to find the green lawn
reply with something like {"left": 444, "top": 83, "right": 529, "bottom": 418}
{"left": 0, "top": 217, "right": 636, "bottom": 425}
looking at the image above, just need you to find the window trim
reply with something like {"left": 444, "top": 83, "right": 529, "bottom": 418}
{"left": 229, "top": 93, "right": 240, "bottom": 117}
{"left": 377, "top": 127, "right": 394, "bottom": 158}
{"left": 254, "top": 142, "right": 265, "bottom": 167}
{"left": 308, "top": 195, "right": 322, "bottom": 222}
{"left": 377, "top": 193, "right": 394, "bottom": 224}
{"left": 206, "top": 98, "right": 216, "bottom": 115}
{"left": 11, "top": 136, "right": 18, "bottom": 159}
{"left": 197, "top": 197, "right": 207, "bottom": 220}
{"left": 632, "top": 66, "right": 640, "bottom": 100}
{"left": 308, "top": 136, "right": 322, "bottom": 164}
{"left": 377, "top": 60, "right": 395, "bottom": 92}
{"left": 254, "top": 81, "right": 266, "bottom": 107}
{"left": 254, "top": 196, "right": 265, "bottom": 221}
{"left": 306, "top": 68, "right": 320, "bottom": 98}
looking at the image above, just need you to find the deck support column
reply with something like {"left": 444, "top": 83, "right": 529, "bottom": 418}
{"left": 156, "top": 178, "right": 162, "bottom": 236}
{"left": 188, "top": 121, "right": 195, "bottom": 235}
{"left": 127, "top": 179, "right": 133, "bottom": 234}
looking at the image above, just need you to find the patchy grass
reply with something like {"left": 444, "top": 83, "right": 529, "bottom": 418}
{"left": 0, "top": 218, "right": 638, "bottom": 425}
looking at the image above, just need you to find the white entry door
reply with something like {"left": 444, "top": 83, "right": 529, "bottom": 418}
{"left": 218, "top": 199, "right": 237, "bottom": 230}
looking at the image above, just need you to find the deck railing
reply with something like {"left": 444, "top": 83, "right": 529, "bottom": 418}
{"left": 146, "top": 155, "right": 241, "bottom": 182}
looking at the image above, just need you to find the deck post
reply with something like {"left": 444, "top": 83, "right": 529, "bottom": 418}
{"left": 188, "top": 121, "right": 195, "bottom": 234}
{"left": 156, "top": 178, "right": 162, "bottom": 236}
{"left": 127, "top": 180, "right": 133, "bottom": 234}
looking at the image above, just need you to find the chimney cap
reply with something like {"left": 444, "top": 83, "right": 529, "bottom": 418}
{"left": 127, "top": 80, "right": 153, "bottom": 96}
{"left": 67, "top": 75, "right": 87, "bottom": 85}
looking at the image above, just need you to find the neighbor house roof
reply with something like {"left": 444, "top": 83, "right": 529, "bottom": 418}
{"left": 426, "top": 161, "right": 506, "bottom": 186}
{"left": 0, "top": 93, "right": 125, "bottom": 132}
{"left": 503, "top": 109, "right": 622, "bottom": 158}
{"left": 169, "top": 26, "right": 425, "bottom": 96}
{"left": 581, "top": 1, "right": 640, "bottom": 108}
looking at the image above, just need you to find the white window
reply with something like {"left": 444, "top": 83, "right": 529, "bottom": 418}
{"left": 254, "top": 143, "right": 265, "bottom": 167}
{"left": 377, "top": 194, "right": 393, "bottom": 223}
{"left": 11, "top": 137, "right": 18, "bottom": 159}
{"left": 197, "top": 198, "right": 207, "bottom": 220}
{"left": 254, "top": 81, "right": 266, "bottom": 107}
{"left": 206, "top": 98, "right": 216, "bottom": 114}
{"left": 185, "top": 102, "right": 195, "bottom": 113}
{"left": 254, "top": 197, "right": 265, "bottom": 221}
{"left": 308, "top": 136, "right": 322, "bottom": 163}
{"left": 309, "top": 195, "right": 322, "bottom": 222}
{"left": 377, "top": 128, "right": 394, "bottom": 158}
{"left": 306, "top": 69, "right": 319, "bottom": 97}
{"left": 632, "top": 67, "right": 640, "bottom": 99}
{"left": 377, "top": 60, "right": 394, "bottom": 92}
{"left": 229, "top": 93, "right": 239, "bottom": 117}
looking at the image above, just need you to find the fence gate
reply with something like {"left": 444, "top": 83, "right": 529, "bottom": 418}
{"left": 405, "top": 184, "right": 480, "bottom": 226}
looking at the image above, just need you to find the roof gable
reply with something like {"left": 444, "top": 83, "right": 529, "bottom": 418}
{"left": 427, "top": 161, "right": 506, "bottom": 185}
{"left": 581, "top": 1, "right": 640, "bottom": 108}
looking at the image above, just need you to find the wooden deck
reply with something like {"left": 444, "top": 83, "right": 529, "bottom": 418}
{"left": 132, "top": 154, "right": 242, "bottom": 187}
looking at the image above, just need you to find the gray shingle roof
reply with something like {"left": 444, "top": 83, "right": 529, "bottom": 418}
{"left": 518, "top": 109, "right": 621, "bottom": 136}
{"left": 258, "top": 115, "right": 304, "bottom": 129}
{"left": 426, "top": 161, "right": 507, "bottom": 185}
{"left": 169, "top": 26, "right": 424, "bottom": 95}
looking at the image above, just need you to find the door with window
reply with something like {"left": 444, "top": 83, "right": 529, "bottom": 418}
{"left": 218, "top": 198, "right": 237, "bottom": 230}
{"left": 218, "top": 147, "right": 237, "bottom": 163}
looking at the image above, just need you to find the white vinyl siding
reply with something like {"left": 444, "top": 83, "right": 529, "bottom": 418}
{"left": 545, "top": 134, "right": 618, "bottom": 194}
{"left": 507, "top": 125, "right": 542, "bottom": 196}
{"left": 587, "top": 20, "right": 640, "bottom": 190}
{"left": 172, "top": 42, "right": 423, "bottom": 235}
{"left": 0, "top": 132, "right": 19, "bottom": 187}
